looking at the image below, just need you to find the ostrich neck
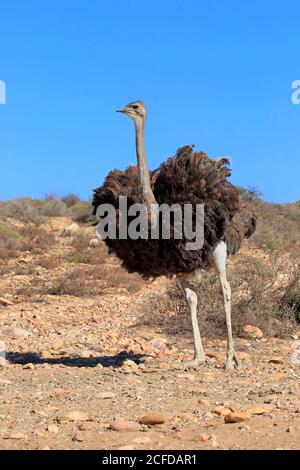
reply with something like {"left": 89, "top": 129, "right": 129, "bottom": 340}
{"left": 135, "top": 120, "right": 157, "bottom": 208}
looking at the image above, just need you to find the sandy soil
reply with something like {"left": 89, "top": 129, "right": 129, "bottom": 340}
{"left": 0, "top": 219, "right": 299, "bottom": 450}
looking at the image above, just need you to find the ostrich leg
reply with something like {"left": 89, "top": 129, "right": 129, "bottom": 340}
{"left": 212, "top": 242, "right": 240, "bottom": 370}
{"left": 178, "top": 276, "right": 206, "bottom": 368}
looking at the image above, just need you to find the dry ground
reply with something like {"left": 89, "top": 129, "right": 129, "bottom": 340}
{"left": 0, "top": 217, "right": 300, "bottom": 450}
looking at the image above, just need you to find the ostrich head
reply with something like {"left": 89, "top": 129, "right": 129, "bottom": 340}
{"left": 116, "top": 101, "right": 146, "bottom": 124}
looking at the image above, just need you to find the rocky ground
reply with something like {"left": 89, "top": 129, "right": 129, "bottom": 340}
{"left": 0, "top": 218, "right": 299, "bottom": 450}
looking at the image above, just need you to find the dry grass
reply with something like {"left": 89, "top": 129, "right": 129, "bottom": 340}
{"left": 142, "top": 255, "right": 299, "bottom": 339}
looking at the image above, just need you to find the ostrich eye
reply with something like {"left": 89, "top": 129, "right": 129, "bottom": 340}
{"left": 131, "top": 105, "right": 139, "bottom": 110}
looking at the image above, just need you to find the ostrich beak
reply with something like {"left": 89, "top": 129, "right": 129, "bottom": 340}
{"left": 116, "top": 107, "right": 127, "bottom": 113}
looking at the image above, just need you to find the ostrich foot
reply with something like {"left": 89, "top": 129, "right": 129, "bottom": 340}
{"left": 225, "top": 350, "right": 240, "bottom": 370}
{"left": 181, "top": 356, "right": 206, "bottom": 370}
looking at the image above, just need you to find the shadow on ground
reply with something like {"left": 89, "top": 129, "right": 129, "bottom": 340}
{"left": 6, "top": 351, "right": 145, "bottom": 368}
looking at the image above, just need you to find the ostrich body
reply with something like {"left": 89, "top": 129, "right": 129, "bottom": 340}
{"left": 93, "top": 101, "right": 256, "bottom": 370}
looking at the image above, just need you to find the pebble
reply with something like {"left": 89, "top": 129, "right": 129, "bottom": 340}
{"left": 139, "top": 411, "right": 168, "bottom": 425}
{"left": 96, "top": 392, "right": 117, "bottom": 399}
{"left": 269, "top": 357, "right": 284, "bottom": 364}
{"left": 2, "top": 327, "right": 29, "bottom": 339}
{"left": 225, "top": 412, "right": 251, "bottom": 424}
{"left": 199, "top": 433, "right": 209, "bottom": 443}
{"left": 5, "top": 433, "right": 28, "bottom": 440}
{"left": 242, "top": 325, "right": 263, "bottom": 339}
{"left": 122, "top": 359, "right": 139, "bottom": 369}
{"left": 58, "top": 411, "right": 90, "bottom": 423}
{"left": 47, "top": 424, "right": 59, "bottom": 434}
{"left": 213, "top": 406, "right": 231, "bottom": 416}
{"left": 246, "top": 406, "right": 269, "bottom": 415}
{"left": 0, "top": 297, "right": 14, "bottom": 307}
{"left": 23, "top": 363, "right": 35, "bottom": 370}
{"left": 72, "top": 431, "right": 84, "bottom": 442}
{"left": 110, "top": 417, "right": 141, "bottom": 432}
{"left": 0, "top": 357, "right": 8, "bottom": 368}
{"left": 198, "top": 399, "right": 210, "bottom": 407}
{"left": 78, "top": 422, "right": 95, "bottom": 431}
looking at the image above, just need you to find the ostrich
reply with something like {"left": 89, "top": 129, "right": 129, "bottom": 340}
{"left": 93, "top": 101, "right": 256, "bottom": 370}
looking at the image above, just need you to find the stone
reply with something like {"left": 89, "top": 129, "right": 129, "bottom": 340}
{"left": 78, "top": 422, "right": 95, "bottom": 431}
{"left": 110, "top": 417, "right": 141, "bottom": 432}
{"left": 199, "top": 433, "right": 209, "bottom": 443}
{"left": 96, "top": 392, "right": 117, "bottom": 399}
{"left": 5, "top": 433, "right": 27, "bottom": 440}
{"left": 89, "top": 238, "right": 99, "bottom": 247}
{"left": 139, "top": 411, "right": 168, "bottom": 425}
{"left": 23, "top": 363, "right": 35, "bottom": 370}
{"left": 61, "top": 223, "right": 79, "bottom": 236}
{"left": 122, "top": 359, "right": 139, "bottom": 369}
{"left": 51, "top": 341, "right": 64, "bottom": 351}
{"left": 72, "top": 431, "right": 84, "bottom": 442}
{"left": 225, "top": 412, "right": 251, "bottom": 424}
{"left": 198, "top": 399, "right": 210, "bottom": 407}
{"left": 242, "top": 325, "right": 263, "bottom": 339}
{"left": 213, "top": 406, "right": 231, "bottom": 416}
{"left": 47, "top": 424, "right": 59, "bottom": 433}
{"left": 0, "top": 357, "right": 8, "bottom": 368}
{"left": 237, "top": 351, "right": 251, "bottom": 361}
{"left": 0, "top": 297, "right": 14, "bottom": 306}
{"left": 269, "top": 357, "right": 284, "bottom": 364}
{"left": 58, "top": 410, "right": 90, "bottom": 423}
{"left": 246, "top": 406, "right": 269, "bottom": 415}
{"left": 2, "top": 327, "right": 29, "bottom": 339}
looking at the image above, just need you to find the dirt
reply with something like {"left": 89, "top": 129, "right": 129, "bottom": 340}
{"left": 0, "top": 218, "right": 300, "bottom": 450}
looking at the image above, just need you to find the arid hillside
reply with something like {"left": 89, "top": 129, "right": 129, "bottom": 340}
{"left": 0, "top": 194, "right": 300, "bottom": 450}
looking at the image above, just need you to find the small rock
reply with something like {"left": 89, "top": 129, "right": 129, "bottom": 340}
{"left": 51, "top": 341, "right": 64, "bottom": 351}
{"left": 242, "top": 325, "right": 263, "bottom": 339}
{"left": 198, "top": 399, "right": 210, "bottom": 407}
{"left": 139, "top": 411, "right": 168, "bottom": 425}
{"left": 213, "top": 406, "right": 231, "bottom": 416}
{"left": 5, "top": 433, "right": 27, "bottom": 440}
{"left": 237, "top": 351, "right": 251, "bottom": 362}
{"left": 110, "top": 417, "right": 141, "bottom": 432}
{"left": 96, "top": 392, "right": 117, "bottom": 399}
{"left": 269, "top": 357, "right": 284, "bottom": 364}
{"left": 199, "top": 433, "right": 209, "bottom": 443}
{"left": 61, "top": 223, "right": 79, "bottom": 236}
{"left": 246, "top": 406, "right": 269, "bottom": 415}
{"left": 286, "top": 426, "right": 295, "bottom": 434}
{"left": 47, "top": 424, "right": 59, "bottom": 434}
{"left": 78, "top": 422, "right": 95, "bottom": 431}
{"left": 0, "top": 297, "right": 14, "bottom": 306}
{"left": 225, "top": 412, "right": 251, "bottom": 424}
{"left": 122, "top": 359, "right": 138, "bottom": 369}
{"left": 72, "top": 431, "right": 84, "bottom": 442}
{"left": 2, "top": 327, "right": 29, "bottom": 339}
{"left": 58, "top": 411, "right": 89, "bottom": 423}
{"left": 0, "top": 357, "right": 8, "bottom": 368}
{"left": 89, "top": 238, "right": 99, "bottom": 247}
{"left": 0, "top": 379, "right": 12, "bottom": 385}
{"left": 80, "top": 350, "right": 94, "bottom": 358}
{"left": 23, "top": 363, "right": 35, "bottom": 370}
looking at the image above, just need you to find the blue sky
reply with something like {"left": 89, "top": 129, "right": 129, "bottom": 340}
{"left": 0, "top": 0, "right": 299, "bottom": 203}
